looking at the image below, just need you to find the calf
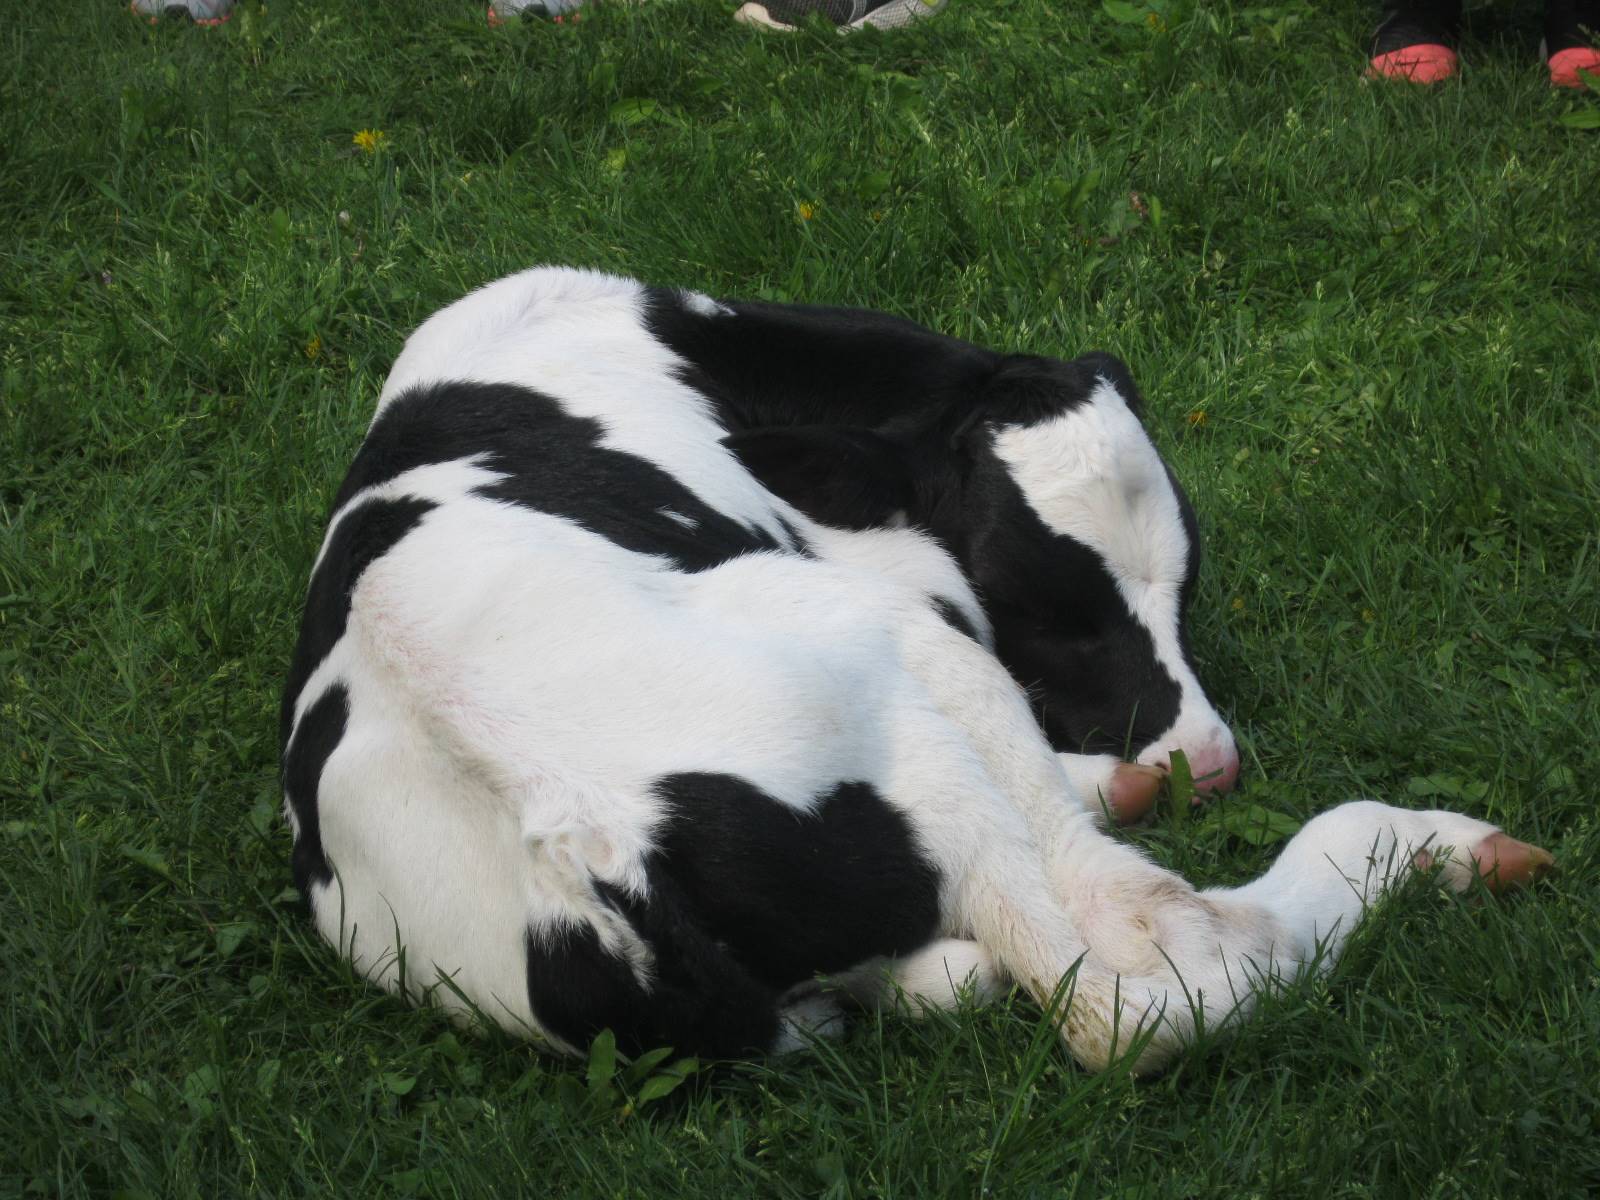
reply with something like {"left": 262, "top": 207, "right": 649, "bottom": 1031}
{"left": 281, "top": 267, "right": 1552, "bottom": 1072}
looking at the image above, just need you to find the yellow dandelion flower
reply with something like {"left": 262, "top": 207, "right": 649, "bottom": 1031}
{"left": 1186, "top": 409, "right": 1208, "bottom": 427}
{"left": 305, "top": 334, "right": 322, "bottom": 361}
{"left": 797, "top": 201, "right": 817, "bottom": 221}
{"left": 1231, "top": 596, "right": 1245, "bottom": 612}
{"left": 353, "top": 129, "right": 388, "bottom": 155}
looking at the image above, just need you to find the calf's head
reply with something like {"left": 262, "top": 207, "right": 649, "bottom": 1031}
{"left": 725, "top": 351, "right": 1239, "bottom": 793}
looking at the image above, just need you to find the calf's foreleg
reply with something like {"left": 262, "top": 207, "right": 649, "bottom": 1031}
{"left": 889, "top": 608, "right": 1553, "bottom": 1074}
{"left": 1046, "top": 799, "right": 1555, "bottom": 1073}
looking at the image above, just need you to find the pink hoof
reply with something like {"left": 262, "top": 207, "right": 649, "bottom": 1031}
{"left": 1108, "top": 762, "right": 1166, "bottom": 825}
{"left": 1470, "top": 832, "right": 1555, "bottom": 895}
{"left": 1549, "top": 46, "right": 1600, "bottom": 89}
{"left": 1367, "top": 44, "right": 1459, "bottom": 84}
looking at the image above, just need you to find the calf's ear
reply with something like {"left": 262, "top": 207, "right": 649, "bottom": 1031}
{"left": 955, "top": 352, "right": 1142, "bottom": 442}
{"left": 722, "top": 426, "right": 913, "bottom": 530}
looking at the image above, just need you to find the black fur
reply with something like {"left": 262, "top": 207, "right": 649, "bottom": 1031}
{"left": 722, "top": 426, "right": 913, "bottom": 530}
{"left": 644, "top": 289, "right": 1002, "bottom": 436}
{"left": 281, "top": 683, "right": 350, "bottom": 892}
{"left": 933, "top": 597, "right": 981, "bottom": 642}
{"left": 524, "top": 914, "right": 781, "bottom": 1060}
{"left": 279, "top": 496, "right": 434, "bottom": 750}
{"left": 648, "top": 774, "right": 942, "bottom": 989}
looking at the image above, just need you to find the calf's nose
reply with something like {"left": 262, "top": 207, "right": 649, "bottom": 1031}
{"left": 1189, "top": 743, "right": 1240, "bottom": 794}
{"left": 1143, "top": 739, "right": 1240, "bottom": 796}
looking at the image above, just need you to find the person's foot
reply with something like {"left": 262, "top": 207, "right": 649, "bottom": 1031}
{"left": 129, "top": 0, "right": 233, "bottom": 24}
{"left": 487, "top": 0, "right": 586, "bottom": 25}
{"left": 734, "top": 0, "right": 945, "bottom": 34}
{"left": 1367, "top": 0, "right": 1463, "bottom": 83}
{"left": 1544, "top": 0, "right": 1600, "bottom": 87}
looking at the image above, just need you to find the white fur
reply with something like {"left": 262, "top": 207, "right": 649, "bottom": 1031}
{"left": 289, "top": 267, "right": 1516, "bottom": 1072}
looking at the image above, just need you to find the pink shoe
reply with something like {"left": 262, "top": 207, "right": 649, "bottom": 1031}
{"left": 1547, "top": 44, "right": 1600, "bottom": 88}
{"left": 1367, "top": 43, "right": 1460, "bottom": 83}
{"left": 1544, "top": 1, "right": 1600, "bottom": 88}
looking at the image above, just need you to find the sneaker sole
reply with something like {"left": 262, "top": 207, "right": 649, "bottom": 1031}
{"left": 1366, "top": 43, "right": 1459, "bottom": 83}
{"left": 734, "top": 0, "right": 945, "bottom": 34}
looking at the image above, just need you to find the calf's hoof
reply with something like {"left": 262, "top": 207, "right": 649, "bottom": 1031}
{"left": 1470, "top": 832, "right": 1555, "bottom": 894}
{"left": 1109, "top": 762, "right": 1166, "bottom": 825}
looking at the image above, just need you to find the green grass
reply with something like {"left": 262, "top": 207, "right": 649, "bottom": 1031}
{"left": 3, "top": 0, "right": 1599, "bottom": 1194}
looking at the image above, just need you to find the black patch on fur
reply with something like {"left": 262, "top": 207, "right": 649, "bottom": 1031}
{"left": 774, "top": 514, "right": 816, "bottom": 559}
{"left": 647, "top": 774, "right": 942, "bottom": 989}
{"left": 646, "top": 288, "right": 1121, "bottom": 445}
{"left": 348, "top": 381, "right": 788, "bottom": 574}
{"left": 722, "top": 425, "right": 914, "bottom": 531}
{"left": 282, "top": 683, "right": 349, "bottom": 892}
{"left": 1164, "top": 459, "right": 1204, "bottom": 657}
{"left": 526, "top": 773, "right": 941, "bottom": 1058}
{"left": 524, "top": 914, "right": 782, "bottom": 1060}
{"left": 933, "top": 597, "right": 981, "bottom": 642}
{"left": 643, "top": 288, "right": 1003, "bottom": 437}
{"left": 279, "top": 496, "right": 435, "bottom": 750}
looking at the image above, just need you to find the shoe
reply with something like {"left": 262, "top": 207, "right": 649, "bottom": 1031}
{"left": 129, "top": 0, "right": 233, "bottom": 24}
{"left": 1367, "top": 0, "right": 1462, "bottom": 83}
{"left": 1544, "top": 0, "right": 1600, "bottom": 87}
{"left": 488, "top": 0, "right": 586, "bottom": 24}
{"left": 734, "top": 0, "right": 945, "bottom": 33}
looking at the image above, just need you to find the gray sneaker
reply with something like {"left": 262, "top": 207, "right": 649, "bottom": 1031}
{"left": 734, "top": 0, "right": 945, "bottom": 33}
{"left": 488, "top": 0, "right": 588, "bottom": 21}
{"left": 129, "top": 0, "right": 234, "bottom": 23}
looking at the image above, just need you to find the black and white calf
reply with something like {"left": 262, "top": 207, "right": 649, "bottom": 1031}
{"left": 281, "top": 267, "right": 1552, "bottom": 1072}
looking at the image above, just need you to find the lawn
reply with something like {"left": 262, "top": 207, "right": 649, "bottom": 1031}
{"left": 3, "top": 0, "right": 1598, "bottom": 1195}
